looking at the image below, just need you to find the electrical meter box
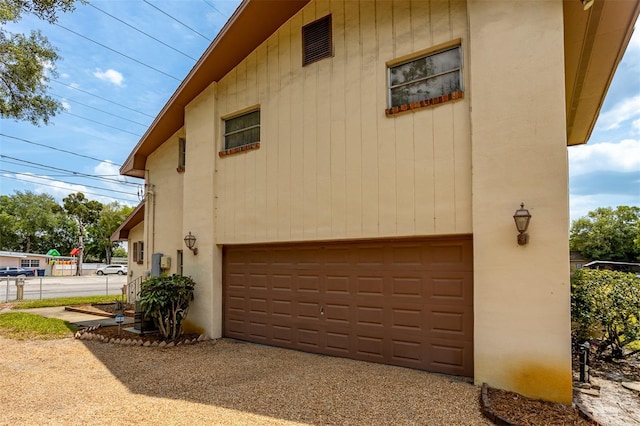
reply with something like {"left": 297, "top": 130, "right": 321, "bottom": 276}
{"left": 160, "top": 256, "right": 171, "bottom": 269}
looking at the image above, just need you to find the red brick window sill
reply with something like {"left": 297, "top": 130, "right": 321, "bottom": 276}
{"left": 218, "top": 142, "right": 261, "bottom": 157}
{"left": 385, "top": 90, "right": 464, "bottom": 116}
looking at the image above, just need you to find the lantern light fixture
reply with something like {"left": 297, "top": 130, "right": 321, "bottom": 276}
{"left": 184, "top": 231, "right": 198, "bottom": 255}
{"left": 513, "top": 203, "right": 531, "bottom": 246}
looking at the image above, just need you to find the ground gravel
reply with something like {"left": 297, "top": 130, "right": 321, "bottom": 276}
{"left": 0, "top": 337, "right": 490, "bottom": 425}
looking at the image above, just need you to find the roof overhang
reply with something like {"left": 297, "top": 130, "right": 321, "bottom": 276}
{"left": 564, "top": 0, "right": 640, "bottom": 146}
{"left": 120, "top": 0, "right": 311, "bottom": 177}
{"left": 120, "top": 0, "right": 640, "bottom": 175}
{"left": 111, "top": 202, "right": 145, "bottom": 241}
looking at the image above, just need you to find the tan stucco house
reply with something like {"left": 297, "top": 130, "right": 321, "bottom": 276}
{"left": 112, "top": 0, "right": 640, "bottom": 403}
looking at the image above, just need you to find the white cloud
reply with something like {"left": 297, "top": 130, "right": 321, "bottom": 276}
{"left": 61, "top": 101, "right": 71, "bottom": 110}
{"left": 13, "top": 173, "right": 88, "bottom": 200}
{"left": 570, "top": 193, "right": 640, "bottom": 223}
{"left": 569, "top": 139, "right": 640, "bottom": 175}
{"left": 632, "top": 119, "right": 640, "bottom": 134}
{"left": 597, "top": 95, "right": 640, "bottom": 131}
{"left": 93, "top": 68, "right": 125, "bottom": 86}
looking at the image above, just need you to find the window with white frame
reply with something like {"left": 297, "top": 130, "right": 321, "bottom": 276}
{"left": 223, "top": 109, "right": 260, "bottom": 150}
{"left": 388, "top": 45, "right": 462, "bottom": 108}
{"left": 21, "top": 259, "right": 39, "bottom": 268}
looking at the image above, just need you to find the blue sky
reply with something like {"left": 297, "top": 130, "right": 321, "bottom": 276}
{"left": 0, "top": 1, "right": 638, "bottom": 223}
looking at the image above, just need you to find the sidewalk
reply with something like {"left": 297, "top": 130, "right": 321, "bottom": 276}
{"left": 2, "top": 306, "right": 134, "bottom": 328}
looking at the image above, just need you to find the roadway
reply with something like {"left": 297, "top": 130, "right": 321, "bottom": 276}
{"left": 1, "top": 275, "right": 128, "bottom": 302}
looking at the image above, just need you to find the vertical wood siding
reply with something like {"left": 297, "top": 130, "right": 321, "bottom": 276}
{"left": 213, "top": 0, "right": 471, "bottom": 243}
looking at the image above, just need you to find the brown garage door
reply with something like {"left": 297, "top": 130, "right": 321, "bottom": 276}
{"left": 223, "top": 236, "right": 473, "bottom": 376}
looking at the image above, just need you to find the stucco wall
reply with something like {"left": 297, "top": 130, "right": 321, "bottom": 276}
{"left": 214, "top": 0, "right": 471, "bottom": 244}
{"left": 468, "top": 0, "right": 572, "bottom": 404}
{"left": 145, "top": 131, "right": 185, "bottom": 272}
{"left": 127, "top": 222, "right": 145, "bottom": 281}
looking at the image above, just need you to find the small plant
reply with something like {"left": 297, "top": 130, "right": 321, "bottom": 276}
{"left": 571, "top": 268, "right": 640, "bottom": 359}
{"left": 138, "top": 274, "right": 196, "bottom": 340}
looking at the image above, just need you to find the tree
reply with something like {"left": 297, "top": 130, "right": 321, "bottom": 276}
{"left": 63, "top": 192, "right": 102, "bottom": 274}
{"left": 0, "top": 190, "right": 68, "bottom": 253}
{"left": 1, "top": 0, "right": 80, "bottom": 124}
{"left": 570, "top": 206, "right": 640, "bottom": 262}
{"left": 86, "top": 202, "right": 133, "bottom": 264}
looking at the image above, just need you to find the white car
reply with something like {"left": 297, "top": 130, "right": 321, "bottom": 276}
{"left": 96, "top": 265, "right": 128, "bottom": 275}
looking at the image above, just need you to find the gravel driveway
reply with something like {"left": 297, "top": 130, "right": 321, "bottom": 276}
{"left": 0, "top": 337, "right": 490, "bottom": 425}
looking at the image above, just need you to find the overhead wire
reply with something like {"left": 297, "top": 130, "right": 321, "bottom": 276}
{"left": 55, "top": 23, "right": 182, "bottom": 81}
{"left": 61, "top": 111, "right": 143, "bottom": 137}
{"left": 50, "top": 92, "right": 149, "bottom": 127}
{"left": 88, "top": 2, "right": 199, "bottom": 61}
{"left": 50, "top": 80, "right": 155, "bottom": 119}
{"left": 0, "top": 133, "right": 123, "bottom": 166}
{"left": 201, "top": 0, "right": 225, "bottom": 16}
{"left": 2, "top": 175, "right": 138, "bottom": 203}
{"left": 0, "top": 155, "right": 140, "bottom": 186}
{"left": 142, "top": 0, "right": 212, "bottom": 41}
{"left": 0, "top": 169, "right": 138, "bottom": 197}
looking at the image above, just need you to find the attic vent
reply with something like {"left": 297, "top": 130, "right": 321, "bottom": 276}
{"left": 302, "top": 15, "right": 332, "bottom": 66}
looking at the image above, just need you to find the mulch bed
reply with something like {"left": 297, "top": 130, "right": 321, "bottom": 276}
{"left": 481, "top": 384, "right": 595, "bottom": 425}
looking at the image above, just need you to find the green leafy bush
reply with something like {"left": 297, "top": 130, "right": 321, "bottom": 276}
{"left": 138, "top": 274, "right": 196, "bottom": 340}
{"left": 571, "top": 268, "right": 640, "bottom": 359}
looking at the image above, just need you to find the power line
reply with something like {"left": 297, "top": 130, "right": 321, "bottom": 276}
{"left": 62, "top": 111, "right": 143, "bottom": 137}
{"left": 0, "top": 169, "right": 138, "bottom": 197}
{"left": 0, "top": 155, "right": 139, "bottom": 187}
{"left": 143, "top": 0, "right": 211, "bottom": 41}
{"left": 88, "top": 2, "right": 199, "bottom": 61}
{"left": 50, "top": 92, "right": 149, "bottom": 127}
{"left": 0, "top": 133, "right": 122, "bottom": 166}
{"left": 2, "top": 175, "right": 138, "bottom": 203}
{"left": 55, "top": 23, "right": 182, "bottom": 81}
{"left": 51, "top": 80, "right": 155, "bottom": 118}
{"left": 0, "top": 158, "right": 139, "bottom": 188}
{"left": 201, "top": 0, "right": 225, "bottom": 16}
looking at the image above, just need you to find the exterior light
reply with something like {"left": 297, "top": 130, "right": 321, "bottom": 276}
{"left": 580, "top": 0, "right": 594, "bottom": 11}
{"left": 513, "top": 203, "right": 531, "bottom": 246}
{"left": 184, "top": 232, "right": 198, "bottom": 255}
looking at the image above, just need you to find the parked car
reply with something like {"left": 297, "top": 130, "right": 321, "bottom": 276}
{"left": 96, "top": 265, "right": 128, "bottom": 276}
{"left": 0, "top": 267, "right": 35, "bottom": 277}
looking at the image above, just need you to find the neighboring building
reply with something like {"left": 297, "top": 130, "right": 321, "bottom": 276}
{"left": 570, "top": 251, "right": 588, "bottom": 270}
{"left": 113, "top": 0, "right": 640, "bottom": 403}
{"left": 0, "top": 251, "right": 78, "bottom": 276}
{"left": 583, "top": 261, "right": 640, "bottom": 274}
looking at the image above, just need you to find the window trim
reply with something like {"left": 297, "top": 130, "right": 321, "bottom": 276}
{"left": 219, "top": 106, "right": 261, "bottom": 157}
{"left": 385, "top": 39, "right": 464, "bottom": 116}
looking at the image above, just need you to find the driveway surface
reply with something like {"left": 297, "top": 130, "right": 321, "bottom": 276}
{"left": 0, "top": 334, "right": 490, "bottom": 425}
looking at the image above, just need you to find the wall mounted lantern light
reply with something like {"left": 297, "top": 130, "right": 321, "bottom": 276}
{"left": 580, "top": 0, "right": 594, "bottom": 11}
{"left": 184, "top": 231, "right": 198, "bottom": 255}
{"left": 513, "top": 203, "right": 531, "bottom": 246}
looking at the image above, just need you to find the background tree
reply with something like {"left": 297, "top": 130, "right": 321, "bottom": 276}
{"left": 63, "top": 192, "right": 102, "bottom": 274}
{"left": 85, "top": 202, "right": 133, "bottom": 264}
{"left": 570, "top": 206, "right": 640, "bottom": 262}
{"left": 0, "top": 190, "right": 68, "bottom": 253}
{"left": 1, "top": 0, "right": 80, "bottom": 124}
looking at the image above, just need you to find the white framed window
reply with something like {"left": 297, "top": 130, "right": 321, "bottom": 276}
{"left": 178, "top": 137, "right": 186, "bottom": 171}
{"left": 223, "top": 109, "right": 260, "bottom": 150}
{"left": 133, "top": 241, "right": 144, "bottom": 264}
{"left": 388, "top": 45, "right": 462, "bottom": 108}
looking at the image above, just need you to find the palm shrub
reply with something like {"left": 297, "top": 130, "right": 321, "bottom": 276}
{"left": 138, "top": 274, "right": 196, "bottom": 340}
{"left": 571, "top": 268, "right": 640, "bottom": 359}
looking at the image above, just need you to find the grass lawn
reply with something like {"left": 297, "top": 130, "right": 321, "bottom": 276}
{"left": 10, "top": 295, "right": 120, "bottom": 309}
{"left": 0, "top": 295, "right": 121, "bottom": 339}
{"left": 0, "top": 312, "right": 76, "bottom": 339}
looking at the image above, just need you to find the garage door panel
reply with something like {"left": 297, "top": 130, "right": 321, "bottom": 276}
{"left": 223, "top": 236, "right": 473, "bottom": 377}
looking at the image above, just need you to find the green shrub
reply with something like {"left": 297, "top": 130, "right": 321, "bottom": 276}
{"left": 138, "top": 274, "right": 196, "bottom": 340}
{"left": 571, "top": 268, "right": 640, "bottom": 359}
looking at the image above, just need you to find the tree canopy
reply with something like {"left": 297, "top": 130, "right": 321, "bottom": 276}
{"left": 1, "top": 190, "right": 132, "bottom": 263}
{"left": 570, "top": 206, "right": 640, "bottom": 262}
{"left": 0, "top": 0, "right": 80, "bottom": 124}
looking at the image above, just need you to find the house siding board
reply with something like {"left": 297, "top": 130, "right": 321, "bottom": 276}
{"left": 214, "top": 0, "right": 471, "bottom": 244}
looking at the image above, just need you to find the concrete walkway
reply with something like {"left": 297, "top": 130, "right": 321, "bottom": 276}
{"left": 1, "top": 306, "right": 134, "bottom": 328}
